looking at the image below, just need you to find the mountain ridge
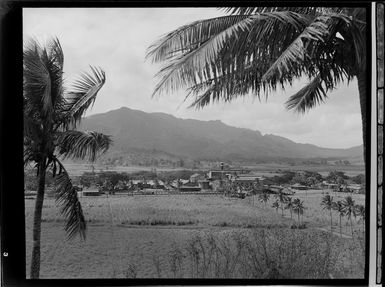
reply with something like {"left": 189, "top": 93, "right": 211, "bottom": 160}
{"left": 80, "top": 106, "right": 363, "bottom": 164}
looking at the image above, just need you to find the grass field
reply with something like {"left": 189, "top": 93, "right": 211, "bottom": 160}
{"left": 25, "top": 191, "right": 365, "bottom": 279}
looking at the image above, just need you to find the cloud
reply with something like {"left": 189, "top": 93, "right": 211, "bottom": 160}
{"left": 23, "top": 8, "right": 363, "bottom": 149}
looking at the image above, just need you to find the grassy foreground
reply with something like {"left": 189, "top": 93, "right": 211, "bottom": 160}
{"left": 25, "top": 192, "right": 365, "bottom": 278}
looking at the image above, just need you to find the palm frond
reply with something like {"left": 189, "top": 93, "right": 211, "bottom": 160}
{"left": 150, "top": 11, "right": 312, "bottom": 97}
{"left": 222, "top": 7, "right": 328, "bottom": 15}
{"left": 56, "top": 130, "right": 112, "bottom": 161}
{"left": 61, "top": 66, "right": 106, "bottom": 128}
{"left": 148, "top": 8, "right": 364, "bottom": 112}
{"left": 24, "top": 38, "right": 65, "bottom": 120}
{"left": 320, "top": 194, "right": 334, "bottom": 210}
{"left": 332, "top": 201, "right": 345, "bottom": 215}
{"left": 285, "top": 74, "right": 329, "bottom": 113}
{"left": 151, "top": 15, "right": 256, "bottom": 96}
{"left": 52, "top": 159, "right": 86, "bottom": 240}
{"left": 23, "top": 39, "right": 52, "bottom": 117}
{"left": 261, "top": 14, "right": 333, "bottom": 82}
{"left": 146, "top": 14, "right": 252, "bottom": 63}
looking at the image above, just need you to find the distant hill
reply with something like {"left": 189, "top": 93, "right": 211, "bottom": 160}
{"left": 79, "top": 107, "right": 364, "bottom": 164}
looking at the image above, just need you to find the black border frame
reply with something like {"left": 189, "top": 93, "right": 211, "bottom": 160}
{"left": 0, "top": 1, "right": 373, "bottom": 286}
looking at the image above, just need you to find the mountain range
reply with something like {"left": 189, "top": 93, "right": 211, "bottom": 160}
{"left": 79, "top": 107, "right": 363, "bottom": 164}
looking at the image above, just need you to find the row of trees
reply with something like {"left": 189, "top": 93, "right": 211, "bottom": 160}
{"left": 321, "top": 194, "right": 365, "bottom": 238}
{"left": 265, "top": 170, "right": 364, "bottom": 187}
{"left": 258, "top": 192, "right": 305, "bottom": 228}
{"left": 257, "top": 191, "right": 365, "bottom": 237}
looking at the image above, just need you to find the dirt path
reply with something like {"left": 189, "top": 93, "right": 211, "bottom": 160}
{"left": 313, "top": 227, "right": 353, "bottom": 239}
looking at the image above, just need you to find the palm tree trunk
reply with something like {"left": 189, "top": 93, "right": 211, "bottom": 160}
{"left": 357, "top": 70, "right": 367, "bottom": 166}
{"left": 30, "top": 161, "right": 46, "bottom": 279}
{"left": 290, "top": 209, "right": 292, "bottom": 219}
{"left": 350, "top": 217, "right": 354, "bottom": 239}
{"left": 330, "top": 209, "right": 333, "bottom": 233}
{"left": 362, "top": 218, "right": 365, "bottom": 234}
{"left": 339, "top": 215, "right": 342, "bottom": 238}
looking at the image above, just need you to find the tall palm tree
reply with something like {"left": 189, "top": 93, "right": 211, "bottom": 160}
{"left": 272, "top": 200, "right": 280, "bottom": 214}
{"left": 321, "top": 194, "right": 334, "bottom": 233}
{"left": 284, "top": 196, "right": 294, "bottom": 219}
{"left": 293, "top": 198, "right": 305, "bottom": 227}
{"left": 355, "top": 204, "right": 365, "bottom": 233}
{"left": 276, "top": 191, "right": 287, "bottom": 216}
{"left": 24, "top": 38, "right": 112, "bottom": 278}
{"left": 146, "top": 7, "right": 367, "bottom": 162}
{"left": 258, "top": 192, "right": 270, "bottom": 208}
{"left": 332, "top": 200, "right": 345, "bottom": 238}
{"left": 342, "top": 196, "right": 357, "bottom": 238}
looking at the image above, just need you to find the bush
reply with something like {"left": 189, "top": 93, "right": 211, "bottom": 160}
{"left": 290, "top": 223, "right": 307, "bottom": 229}
{"left": 146, "top": 229, "right": 342, "bottom": 279}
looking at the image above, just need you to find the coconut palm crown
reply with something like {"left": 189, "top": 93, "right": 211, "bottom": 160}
{"left": 24, "top": 38, "right": 112, "bottom": 278}
{"left": 146, "top": 7, "right": 367, "bottom": 158}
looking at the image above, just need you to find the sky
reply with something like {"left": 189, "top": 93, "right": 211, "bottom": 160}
{"left": 23, "top": 8, "right": 363, "bottom": 149}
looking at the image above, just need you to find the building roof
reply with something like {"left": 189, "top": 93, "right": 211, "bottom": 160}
{"left": 209, "top": 169, "right": 248, "bottom": 173}
{"left": 291, "top": 183, "right": 308, "bottom": 188}
{"left": 190, "top": 173, "right": 202, "bottom": 178}
{"left": 82, "top": 189, "right": 99, "bottom": 193}
{"left": 234, "top": 177, "right": 258, "bottom": 181}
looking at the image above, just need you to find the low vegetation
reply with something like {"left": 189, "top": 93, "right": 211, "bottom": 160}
{"left": 146, "top": 228, "right": 363, "bottom": 279}
{"left": 25, "top": 191, "right": 365, "bottom": 279}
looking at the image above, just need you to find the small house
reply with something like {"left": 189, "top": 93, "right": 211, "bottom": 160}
{"left": 190, "top": 173, "right": 205, "bottom": 183}
{"left": 82, "top": 189, "right": 101, "bottom": 196}
{"left": 179, "top": 182, "right": 201, "bottom": 192}
{"left": 290, "top": 183, "right": 308, "bottom": 190}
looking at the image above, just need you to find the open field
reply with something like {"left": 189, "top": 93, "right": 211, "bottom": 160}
{"left": 25, "top": 192, "right": 365, "bottom": 279}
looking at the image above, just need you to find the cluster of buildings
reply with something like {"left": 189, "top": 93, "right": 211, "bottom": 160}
{"left": 79, "top": 168, "right": 266, "bottom": 195}
{"left": 78, "top": 165, "right": 364, "bottom": 196}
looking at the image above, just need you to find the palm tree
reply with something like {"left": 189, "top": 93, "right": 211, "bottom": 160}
{"left": 276, "top": 192, "right": 287, "bottom": 216}
{"left": 258, "top": 192, "right": 270, "bottom": 208}
{"left": 332, "top": 200, "right": 345, "bottom": 238}
{"left": 272, "top": 200, "right": 280, "bottom": 214}
{"left": 355, "top": 204, "right": 365, "bottom": 233}
{"left": 146, "top": 7, "right": 367, "bottom": 163}
{"left": 342, "top": 196, "right": 357, "bottom": 238}
{"left": 284, "top": 197, "right": 294, "bottom": 219}
{"left": 321, "top": 194, "right": 334, "bottom": 233}
{"left": 293, "top": 198, "right": 305, "bottom": 227}
{"left": 24, "top": 38, "right": 111, "bottom": 278}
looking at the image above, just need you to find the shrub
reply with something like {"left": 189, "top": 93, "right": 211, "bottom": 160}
{"left": 290, "top": 223, "right": 307, "bottom": 229}
{"left": 145, "top": 229, "right": 342, "bottom": 278}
